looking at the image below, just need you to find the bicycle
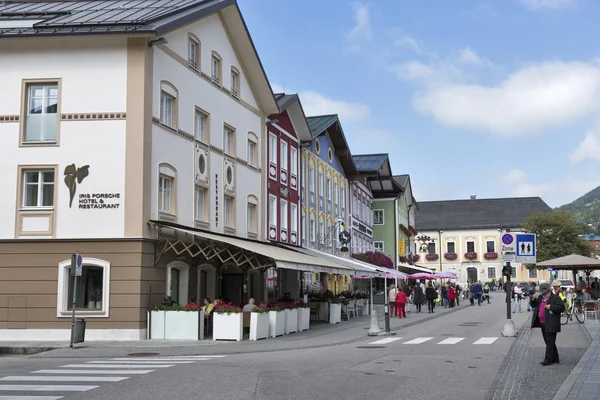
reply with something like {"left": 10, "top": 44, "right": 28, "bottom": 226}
{"left": 561, "top": 298, "right": 585, "bottom": 325}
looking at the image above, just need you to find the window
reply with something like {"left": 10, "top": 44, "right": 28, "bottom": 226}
{"left": 447, "top": 242, "right": 456, "bottom": 253}
{"left": 291, "top": 204, "right": 298, "bottom": 233}
{"left": 341, "top": 186, "right": 346, "bottom": 208}
{"left": 57, "top": 258, "right": 110, "bottom": 318}
{"left": 334, "top": 182, "right": 339, "bottom": 205}
{"left": 158, "top": 176, "right": 172, "bottom": 213}
{"left": 224, "top": 196, "right": 234, "bottom": 227}
{"left": 319, "top": 170, "right": 324, "bottom": 196}
{"left": 269, "top": 134, "right": 277, "bottom": 165}
{"left": 511, "top": 267, "right": 517, "bottom": 279}
{"left": 223, "top": 126, "right": 234, "bottom": 155}
{"left": 24, "top": 83, "right": 59, "bottom": 142}
{"left": 194, "top": 109, "right": 207, "bottom": 142}
{"left": 310, "top": 216, "right": 316, "bottom": 242}
{"left": 374, "top": 210, "right": 384, "bottom": 225}
{"left": 486, "top": 240, "right": 495, "bottom": 253}
{"left": 280, "top": 140, "right": 288, "bottom": 171}
{"left": 427, "top": 242, "right": 436, "bottom": 255}
{"left": 488, "top": 267, "right": 496, "bottom": 279}
{"left": 467, "top": 241, "right": 475, "bottom": 253}
{"left": 302, "top": 210, "right": 306, "bottom": 240}
{"left": 318, "top": 217, "right": 324, "bottom": 244}
{"left": 290, "top": 147, "right": 298, "bottom": 176}
{"left": 211, "top": 52, "right": 222, "bottom": 84}
{"left": 194, "top": 186, "right": 206, "bottom": 222}
{"left": 280, "top": 199, "right": 288, "bottom": 230}
{"left": 309, "top": 167, "right": 315, "bottom": 192}
{"left": 374, "top": 242, "right": 384, "bottom": 252}
{"left": 22, "top": 170, "right": 54, "bottom": 208}
{"left": 327, "top": 178, "right": 332, "bottom": 201}
{"left": 315, "top": 139, "right": 321, "bottom": 154}
{"left": 230, "top": 67, "right": 239, "bottom": 97}
{"left": 328, "top": 148, "right": 333, "bottom": 162}
{"left": 528, "top": 268, "right": 538, "bottom": 279}
{"left": 247, "top": 202, "right": 257, "bottom": 234}
{"left": 160, "top": 91, "right": 175, "bottom": 127}
{"left": 188, "top": 37, "right": 199, "bottom": 69}
{"left": 269, "top": 195, "right": 277, "bottom": 227}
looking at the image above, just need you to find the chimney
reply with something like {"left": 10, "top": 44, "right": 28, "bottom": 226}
{"left": 470, "top": 195, "right": 477, "bottom": 200}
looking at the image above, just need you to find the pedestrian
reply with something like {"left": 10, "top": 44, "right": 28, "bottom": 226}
{"left": 388, "top": 285, "right": 397, "bottom": 317}
{"left": 498, "top": 277, "right": 504, "bottom": 292}
{"left": 526, "top": 281, "right": 536, "bottom": 311}
{"left": 455, "top": 284, "right": 461, "bottom": 306}
{"left": 413, "top": 282, "right": 426, "bottom": 313}
{"left": 483, "top": 283, "right": 490, "bottom": 303}
{"left": 513, "top": 284, "right": 523, "bottom": 313}
{"left": 448, "top": 284, "right": 456, "bottom": 308}
{"left": 396, "top": 289, "right": 407, "bottom": 318}
{"left": 530, "top": 282, "right": 565, "bottom": 366}
{"left": 474, "top": 281, "right": 483, "bottom": 306}
{"left": 425, "top": 282, "right": 437, "bottom": 313}
{"left": 441, "top": 285, "right": 449, "bottom": 308}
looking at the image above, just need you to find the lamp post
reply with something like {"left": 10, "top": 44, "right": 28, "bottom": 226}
{"left": 439, "top": 230, "right": 443, "bottom": 273}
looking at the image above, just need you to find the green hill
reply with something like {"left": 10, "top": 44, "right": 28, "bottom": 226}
{"left": 559, "top": 186, "right": 600, "bottom": 233}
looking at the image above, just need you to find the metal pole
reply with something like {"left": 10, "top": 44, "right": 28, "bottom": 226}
{"left": 69, "top": 252, "right": 78, "bottom": 348}
{"left": 384, "top": 275, "right": 390, "bottom": 332}
{"left": 505, "top": 262, "right": 512, "bottom": 320}
{"left": 369, "top": 277, "right": 374, "bottom": 314}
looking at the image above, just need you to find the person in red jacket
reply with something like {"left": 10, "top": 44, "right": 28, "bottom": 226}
{"left": 448, "top": 286, "right": 456, "bottom": 308}
{"left": 396, "top": 289, "right": 407, "bottom": 318}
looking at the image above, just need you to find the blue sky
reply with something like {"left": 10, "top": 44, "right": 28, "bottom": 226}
{"left": 239, "top": 0, "right": 600, "bottom": 208}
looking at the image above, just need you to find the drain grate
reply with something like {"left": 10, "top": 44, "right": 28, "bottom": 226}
{"left": 357, "top": 346, "right": 385, "bottom": 349}
{"left": 126, "top": 352, "right": 160, "bottom": 357}
{"left": 468, "top": 366, "right": 477, "bottom": 369}
{"left": 458, "top": 321, "right": 482, "bottom": 327}
{"left": 375, "top": 362, "right": 384, "bottom": 364}
{"left": 474, "top": 357, "right": 482, "bottom": 359}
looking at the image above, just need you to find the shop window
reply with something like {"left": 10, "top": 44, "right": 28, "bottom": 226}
{"left": 57, "top": 258, "right": 110, "bottom": 318}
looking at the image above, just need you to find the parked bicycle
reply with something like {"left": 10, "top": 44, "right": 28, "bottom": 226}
{"left": 561, "top": 298, "right": 585, "bottom": 325}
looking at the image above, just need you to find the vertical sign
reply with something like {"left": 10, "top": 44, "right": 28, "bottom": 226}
{"left": 397, "top": 239, "right": 405, "bottom": 256}
{"left": 214, "top": 174, "right": 219, "bottom": 227}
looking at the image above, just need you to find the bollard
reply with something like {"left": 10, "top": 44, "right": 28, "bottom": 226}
{"left": 367, "top": 307, "right": 382, "bottom": 336}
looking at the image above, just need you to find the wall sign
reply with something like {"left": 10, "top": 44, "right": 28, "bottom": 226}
{"left": 64, "top": 163, "right": 121, "bottom": 210}
{"left": 64, "top": 164, "right": 89, "bottom": 208}
{"left": 215, "top": 173, "right": 219, "bottom": 227}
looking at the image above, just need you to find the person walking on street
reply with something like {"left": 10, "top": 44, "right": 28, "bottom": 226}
{"left": 474, "top": 281, "right": 483, "bottom": 306}
{"left": 396, "top": 289, "right": 407, "bottom": 318}
{"left": 530, "top": 282, "right": 566, "bottom": 365}
{"left": 513, "top": 284, "right": 523, "bottom": 313}
{"left": 388, "top": 285, "right": 397, "bottom": 317}
{"left": 413, "top": 282, "right": 426, "bottom": 313}
{"left": 449, "top": 284, "right": 456, "bottom": 308}
{"left": 425, "top": 283, "right": 437, "bottom": 313}
{"left": 526, "top": 281, "right": 536, "bottom": 311}
{"left": 441, "top": 285, "right": 449, "bottom": 308}
{"left": 483, "top": 283, "right": 490, "bottom": 303}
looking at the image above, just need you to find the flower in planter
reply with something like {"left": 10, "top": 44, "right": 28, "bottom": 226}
{"left": 484, "top": 252, "right": 498, "bottom": 260}
{"left": 213, "top": 302, "right": 242, "bottom": 315}
{"left": 296, "top": 300, "right": 311, "bottom": 308}
{"left": 252, "top": 305, "right": 270, "bottom": 313}
{"left": 152, "top": 304, "right": 198, "bottom": 312}
{"left": 412, "top": 254, "right": 420, "bottom": 262}
{"left": 464, "top": 252, "right": 478, "bottom": 260}
{"left": 351, "top": 251, "right": 394, "bottom": 269}
{"left": 268, "top": 303, "right": 283, "bottom": 312}
{"left": 425, "top": 253, "right": 439, "bottom": 261}
{"left": 444, "top": 252, "right": 458, "bottom": 260}
{"left": 283, "top": 301, "right": 298, "bottom": 309}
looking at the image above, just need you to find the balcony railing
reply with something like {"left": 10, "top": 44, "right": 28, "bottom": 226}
{"left": 25, "top": 114, "right": 57, "bottom": 142}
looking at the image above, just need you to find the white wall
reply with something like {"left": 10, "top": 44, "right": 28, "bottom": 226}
{"left": 0, "top": 38, "right": 127, "bottom": 239}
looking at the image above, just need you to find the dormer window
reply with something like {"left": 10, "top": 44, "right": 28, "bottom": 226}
{"left": 231, "top": 67, "right": 240, "bottom": 97}
{"left": 211, "top": 52, "right": 222, "bottom": 84}
{"left": 188, "top": 35, "right": 200, "bottom": 70}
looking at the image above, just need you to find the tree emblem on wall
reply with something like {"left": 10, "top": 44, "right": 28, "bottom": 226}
{"left": 64, "top": 164, "right": 89, "bottom": 208}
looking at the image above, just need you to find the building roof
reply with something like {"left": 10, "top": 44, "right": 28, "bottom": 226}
{"left": 416, "top": 197, "right": 552, "bottom": 231}
{"left": 353, "top": 154, "right": 390, "bottom": 175}
{"left": 393, "top": 174, "right": 417, "bottom": 207}
{"left": 306, "top": 114, "right": 357, "bottom": 178}
{"left": 274, "top": 93, "right": 297, "bottom": 112}
{"left": 272, "top": 93, "right": 312, "bottom": 142}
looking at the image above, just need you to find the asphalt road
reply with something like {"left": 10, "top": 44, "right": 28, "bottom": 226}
{"left": 0, "top": 296, "right": 590, "bottom": 400}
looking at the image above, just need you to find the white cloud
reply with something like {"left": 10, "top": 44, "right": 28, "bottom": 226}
{"left": 570, "top": 125, "right": 600, "bottom": 163}
{"left": 521, "top": 0, "right": 577, "bottom": 10}
{"left": 458, "top": 47, "right": 493, "bottom": 67}
{"left": 299, "top": 91, "right": 370, "bottom": 122}
{"left": 346, "top": 2, "right": 372, "bottom": 54}
{"left": 501, "top": 169, "right": 529, "bottom": 185}
{"left": 412, "top": 61, "right": 600, "bottom": 136}
{"left": 391, "top": 61, "right": 438, "bottom": 82}
{"left": 394, "top": 35, "right": 423, "bottom": 54}
{"left": 270, "top": 83, "right": 285, "bottom": 94}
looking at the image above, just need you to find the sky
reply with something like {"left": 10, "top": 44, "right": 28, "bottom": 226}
{"left": 238, "top": 0, "right": 600, "bottom": 208}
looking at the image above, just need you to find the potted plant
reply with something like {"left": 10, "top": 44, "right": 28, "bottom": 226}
{"left": 464, "top": 252, "right": 478, "bottom": 260}
{"left": 426, "top": 253, "right": 439, "bottom": 261}
{"left": 484, "top": 252, "right": 498, "bottom": 260}
{"left": 412, "top": 254, "right": 420, "bottom": 262}
{"left": 149, "top": 304, "right": 201, "bottom": 340}
{"left": 283, "top": 302, "right": 298, "bottom": 334}
{"left": 268, "top": 303, "right": 285, "bottom": 338}
{"left": 444, "top": 252, "right": 458, "bottom": 260}
{"left": 296, "top": 300, "right": 310, "bottom": 331}
{"left": 213, "top": 302, "right": 243, "bottom": 341}
{"left": 329, "top": 297, "right": 342, "bottom": 324}
{"left": 249, "top": 305, "right": 269, "bottom": 341}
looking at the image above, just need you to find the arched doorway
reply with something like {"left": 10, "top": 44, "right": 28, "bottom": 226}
{"left": 221, "top": 263, "right": 243, "bottom": 305}
{"left": 197, "top": 263, "right": 216, "bottom": 303}
{"left": 467, "top": 267, "right": 478, "bottom": 284}
{"left": 166, "top": 260, "right": 189, "bottom": 305}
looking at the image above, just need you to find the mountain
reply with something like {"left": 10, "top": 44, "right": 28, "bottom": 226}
{"left": 560, "top": 186, "right": 600, "bottom": 232}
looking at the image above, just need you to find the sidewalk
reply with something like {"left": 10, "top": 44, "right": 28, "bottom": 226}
{"left": 1, "top": 302, "right": 467, "bottom": 358}
{"left": 554, "top": 320, "right": 600, "bottom": 400}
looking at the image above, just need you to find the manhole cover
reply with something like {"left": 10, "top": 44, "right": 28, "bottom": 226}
{"left": 364, "top": 372, "right": 375, "bottom": 375}
{"left": 468, "top": 366, "right": 477, "bottom": 369}
{"left": 385, "top": 370, "right": 394, "bottom": 372}
{"left": 126, "top": 352, "right": 160, "bottom": 357}
{"left": 445, "top": 360, "right": 454, "bottom": 363}
{"left": 356, "top": 346, "right": 385, "bottom": 349}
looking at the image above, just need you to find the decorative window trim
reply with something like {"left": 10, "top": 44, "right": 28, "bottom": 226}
{"left": 222, "top": 123, "right": 236, "bottom": 157}
{"left": 158, "top": 163, "right": 177, "bottom": 219}
{"left": 188, "top": 33, "right": 200, "bottom": 70}
{"left": 373, "top": 209, "right": 384, "bottom": 225}
{"left": 487, "top": 267, "right": 496, "bottom": 279}
{"left": 57, "top": 258, "right": 111, "bottom": 318}
{"left": 211, "top": 51, "right": 222, "bottom": 85}
{"left": 446, "top": 241, "right": 456, "bottom": 254}
{"left": 166, "top": 260, "right": 189, "bottom": 306}
{"left": 20, "top": 78, "right": 62, "bottom": 147}
{"left": 230, "top": 66, "right": 240, "bottom": 98}
{"left": 315, "top": 138, "right": 321, "bottom": 154}
{"left": 194, "top": 107, "right": 209, "bottom": 143}
{"left": 466, "top": 241, "right": 476, "bottom": 253}
{"left": 15, "top": 164, "right": 58, "bottom": 238}
{"left": 247, "top": 132, "right": 258, "bottom": 168}
{"left": 247, "top": 194, "right": 258, "bottom": 235}
{"left": 159, "top": 81, "right": 178, "bottom": 129}
{"left": 328, "top": 148, "right": 333, "bottom": 163}
{"left": 486, "top": 240, "right": 496, "bottom": 253}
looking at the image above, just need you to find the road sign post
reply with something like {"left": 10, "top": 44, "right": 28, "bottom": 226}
{"left": 70, "top": 252, "right": 82, "bottom": 348}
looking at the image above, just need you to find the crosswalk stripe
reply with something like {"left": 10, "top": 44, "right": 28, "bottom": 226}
{"left": 87, "top": 361, "right": 193, "bottom": 365}
{"left": 403, "top": 337, "right": 434, "bottom": 344}
{"left": 0, "top": 396, "right": 64, "bottom": 400}
{"left": 32, "top": 369, "right": 153, "bottom": 375}
{"left": 473, "top": 337, "right": 498, "bottom": 345}
{"left": 369, "top": 337, "right": 402, "bottom": 345}
{"left": 0, "top": 385, "right": 97, "bottom": 392}
{"left": 0, "top": 376, "right": 128, "bottom": 382}
{"left": 437, "top": 337, "right": 465, "bottom": 345}
{"left": 110, "top": 358, "right": 204, "bottom": 362}
{"left": 60, "top": 364, "right": 173, "bottom": 369}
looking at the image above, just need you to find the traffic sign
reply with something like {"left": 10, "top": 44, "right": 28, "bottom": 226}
{"left": 515, "top": 233, "right": 536, "bottom": 264}
{"left": 548, "top": 267, "right": 553, "bottom": 272}
{"left": 501, "top": 233, "right": 516, "bottom": 262}
{"left": 75, "top": 252, "right": 83, "bottom": 277}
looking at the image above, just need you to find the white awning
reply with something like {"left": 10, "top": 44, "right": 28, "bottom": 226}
{"left": 155, "top": 224, "right": 377, "bottom": 276}
{"left": 399, "top": 263, "right": 436, "bottom": 274}
{"left": 284, "top": 246, "right": 400, "bottom": 277}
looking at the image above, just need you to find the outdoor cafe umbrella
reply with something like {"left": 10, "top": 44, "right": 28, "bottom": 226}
{"left": 433, "top": 272, "right": 457, "bottom": 279}
{"left": 537, "top": 254, "right": 600, "bottom": 290}
{"left": 408, "top": 272, "right": 436, "bottom": 280}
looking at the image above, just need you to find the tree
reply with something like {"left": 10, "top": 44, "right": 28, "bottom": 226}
{"left": 523, "top": 210, "right": 592, "bottom": 267}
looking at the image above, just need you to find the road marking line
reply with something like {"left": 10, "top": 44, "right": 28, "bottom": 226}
{"left": 110, "top": 358, "right": 203, "bottom": 362}
{"left": 87, "top": 360, "right": 193, "bottom": 365}
{"left": 31, "top": 369, "right": 153, "bottom": 375}
{"left": 0, "top": 385, "right": 97, "bottom": 392}
{"left": 0, "top": 376, "right": 128, "bottom": 382}
{"left": 473, "top": 337, "right": 498, "bottom": 345}
{"left": 403, "top": 337, "right": 434, "bottom": 344}
{"left": 369, "top": 337, "right": 403, "bottom": 345}
{"left": 171, "top": 355, "right": 226, "bottom": 358}
{"left": 60, "top": 364, "right": 172, "bottom": 369}
{"left": 437, "top": 337, "right": 465, "bottom": 345}
{"left": 0, "top": 396, "right": 64, "bottom": 400}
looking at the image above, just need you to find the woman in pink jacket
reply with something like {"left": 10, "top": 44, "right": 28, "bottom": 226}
{"left": 396, "top": 289, "right": 407, "bottom": 318}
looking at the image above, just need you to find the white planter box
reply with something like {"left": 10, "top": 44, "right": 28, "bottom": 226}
{"left": 329, "top": 303, "right": 342, "bottom": 324}
{"left": 269, "top": 310, "right": 285, "bottom": 338}
{"left": 284, "top": 309, "right": 298, "bottom": 334}
{"left": 149, "top": 310, "right": 202, "bottom": 340}
{"left": 213, "top": 312, "right": 243, "bottom": 341}
{"left": 297, "top": 307, "right": 310, "bottom": 332}
{"left": 249, "top": 312, "right": 269, "bottom": 341}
